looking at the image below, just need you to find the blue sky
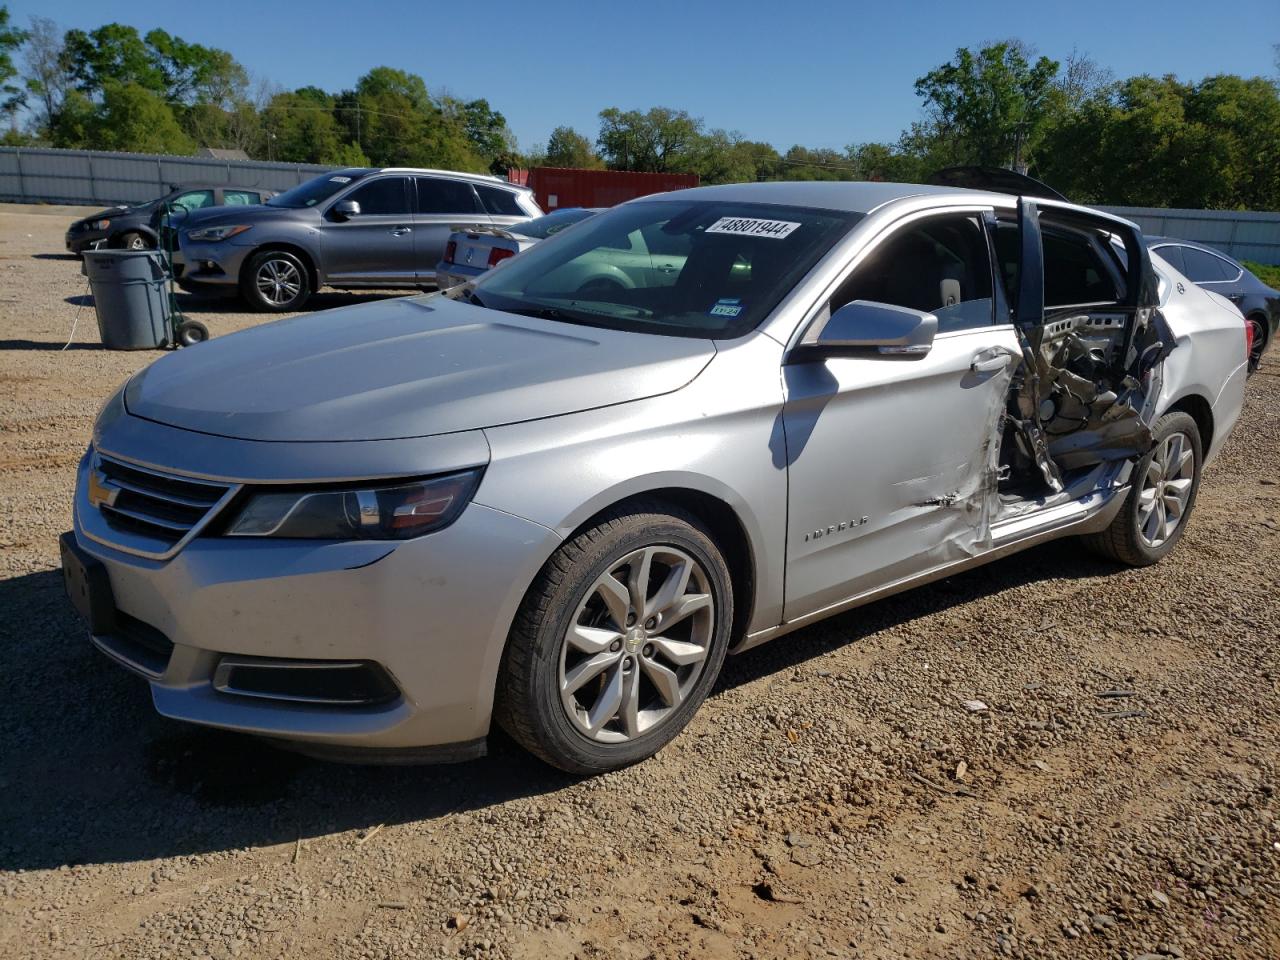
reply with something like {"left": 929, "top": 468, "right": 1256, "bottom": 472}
{"left": 10, "top": 0, "right": 1279, "bottom": 151}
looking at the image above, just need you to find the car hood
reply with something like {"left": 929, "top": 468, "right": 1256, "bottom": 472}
{"left": 124, "top": 295, "right": 715, "bottom": 441}
{"left": 76, "top": 204, "right": 134, "bottom": 225}
{"left": 182, "top": 203, "right": 306, "bottom": 229}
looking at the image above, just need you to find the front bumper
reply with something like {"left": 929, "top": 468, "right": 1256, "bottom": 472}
{"left": 68, "top": 438, "right": 560, "bottom": 755}
{"left": 66, "top": 228, "right": 106, "bottom": 254}
{"left": 177, "top": 237, "right": 254, "bottom": 287}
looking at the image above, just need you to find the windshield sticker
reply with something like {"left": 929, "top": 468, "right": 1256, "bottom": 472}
{"left": 706, "top": 217, "right": 800, "bottom": 240}
{"left": 329, "top": 176, "right": 352, "bottom": 184}
{"left": 708, "top": 298, "right": 743, "bottom": 318}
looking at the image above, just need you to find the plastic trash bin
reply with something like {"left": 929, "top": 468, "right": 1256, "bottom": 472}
{"left": 82, "top": 250, "right": 171, "bottom": 350}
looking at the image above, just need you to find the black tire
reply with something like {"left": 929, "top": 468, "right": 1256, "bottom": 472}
{"left": 494, "top": 500, "right": 733, "bottom": 775}
{"left": 176, "top": 320, "right": 209, "bottom": 346}
{"left": 114, "top": 231, "right": 151, "bottom": 251}
{"left": 240, "top": 249, "right": 311, "bottom": 312}
{"left": 1083, "top": 410, "right": 1202, "bottom": 567}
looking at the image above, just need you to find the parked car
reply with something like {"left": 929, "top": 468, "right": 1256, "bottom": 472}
{"left": 1146, "top": 237, "right": 1278, "bottom": 374}
{"left": 65, "top": 185, "right": 274, "bottom": 255}
{"left": 63, "top": 181, "right": 1247, "bottom": 774}
{"left": 177, "top": 167, "right": 542, "bottom": 311}
{"left": 436, "top": 208, "right": 600, "bottom": 289}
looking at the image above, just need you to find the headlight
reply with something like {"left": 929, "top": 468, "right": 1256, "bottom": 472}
{"left": 186, "top": 224, "right": 253, "bottom": 243}
{"left": 92, "top": 219, "right": 111, "bottom": 230}
{"left": 225, "top": 470, "right": 482, "bottom": 540}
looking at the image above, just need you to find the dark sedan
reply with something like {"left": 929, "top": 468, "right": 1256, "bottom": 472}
{"left": 1148, "top": 237, "right": 1279, "bottom": 374}
{"left": 65, "top": 185, "right": 275, "bottom": 254}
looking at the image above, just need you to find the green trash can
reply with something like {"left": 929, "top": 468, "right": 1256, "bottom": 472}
{"left": 83, "top": 250, "right": 171, "bottom": 350}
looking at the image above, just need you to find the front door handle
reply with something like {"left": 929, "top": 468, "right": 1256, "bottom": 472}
{"left": 391, "top": 226, "right": 412, "bottom": 236}
{"left": 971, "top": 353, "right": 1011, "bottom": 374}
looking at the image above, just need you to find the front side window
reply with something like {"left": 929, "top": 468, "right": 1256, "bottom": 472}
{"left": 416, "top": 178, "right": 482, "bottom": 215}
{"left": 830, "top": 214, "right": 994, "bottom": 333}
{"left": 470, "top": 200, "right": 861, "bottom": 338}
{"left": 172, "top": 190, "right": 214, "bottom": 212}
{"left": 341, "top": 177, "right": 411, "bottom": 217}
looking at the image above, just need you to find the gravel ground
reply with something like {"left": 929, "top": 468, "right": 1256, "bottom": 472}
{"left": 1, "top": 203, "right": 1277, "bottom": 960}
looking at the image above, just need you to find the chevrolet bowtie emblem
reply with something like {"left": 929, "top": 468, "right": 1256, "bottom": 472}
{"left": 87, "top": 469, "right": 120, "bottom": 510}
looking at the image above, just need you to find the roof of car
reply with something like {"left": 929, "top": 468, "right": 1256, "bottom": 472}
{"left": 378, "top": 167, "right": 526, "bottom": 188}
{"left": 1145, "top": 235, "right": 1239, "bottom": 262}
{"left": 638, "top": 180, "right": 1009, "bottom": 215}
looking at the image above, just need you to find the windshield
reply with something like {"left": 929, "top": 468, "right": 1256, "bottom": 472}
{"left": 514, "top": 208, "right": 598, "bottom": 239}
{"left": 469, "top": 200, "right": 861, "bottom": 338}
{"left": 267, "top": 169, "right": 372, "bottom": 208}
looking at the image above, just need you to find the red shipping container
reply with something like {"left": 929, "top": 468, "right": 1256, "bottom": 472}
{"left": 509, "top": 167, "right": 699, "bottom": 212}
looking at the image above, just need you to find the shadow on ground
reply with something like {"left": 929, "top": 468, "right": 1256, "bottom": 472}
{"left": 0, "top": 539, "right": 1116, "bottom": 871}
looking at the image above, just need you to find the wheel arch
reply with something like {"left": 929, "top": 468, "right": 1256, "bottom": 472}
{"left": 1164, "top": 392, "right": 1214, "bottom": 454}
{"left": 239, "top": 241, "right": 320, "bottom": 293}
{"left": 110, "top": 224, "right": 157, "bottom": 245}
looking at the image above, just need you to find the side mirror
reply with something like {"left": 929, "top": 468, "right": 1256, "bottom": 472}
{"left": 797, "top": 300, "right": 937, "bottom": 359}
{"left": 332, "top": 200, "right": 361, "bottom": 221}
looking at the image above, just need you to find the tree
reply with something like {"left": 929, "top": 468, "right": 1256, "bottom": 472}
{"left": 596, "top": 106, "right": 701, "bottom": 172}
{"left": 542, "top": 125, "right": 600, "bottom": 168}
{"left": 0, "top": 5, "right": 27, "bottom": 125}
{"left": 63, "top": 24, "right": 163, "bottom": 97}
{"left": 914, "top": 41, "right": 1060, "bottom": 170}
{"left": 262, "top": 88, "right": 346, "bottom": 163}
{"left": 20, "top": 15, "right": 68, "bottom": 132}
{"left": 93, "top": 81, "right": 194, "bottom": 154}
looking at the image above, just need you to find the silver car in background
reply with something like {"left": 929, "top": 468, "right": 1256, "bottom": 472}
{"left": 63, "top": 181, "right": 1247, "bottom": 774}
{"left": 436, "top": 207, "right": 600, "bottom": 289}
{"left": 177, "top": 167, "right": 541, "bottom": 311}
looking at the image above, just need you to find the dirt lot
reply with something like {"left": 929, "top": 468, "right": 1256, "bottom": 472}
{"left": 1, "top": 203, "right": 1277, "bottom": 960}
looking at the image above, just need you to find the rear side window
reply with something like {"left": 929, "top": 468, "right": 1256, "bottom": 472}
{"left": 342, "top": 176, "right": 411, "bottom": 216}
{"left": 476, "top": 184, "right": 524, "bottom": 216}
{"left": 831, "top": 214, "right": 995, "bottom": 333}
{"left": 1153, "top": 245, "right": 1185, "bottom": 273}
{"left": 224, "top": 190, "right": 260, "bottom": 206}
{"left": 1182, "top": 247, "right": 1237, "bottom": 283}
{"left": 416, "top": 178, "right": 482, "bottom": 215}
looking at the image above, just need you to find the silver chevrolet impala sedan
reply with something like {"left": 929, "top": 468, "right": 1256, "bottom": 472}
{"left": 62, "top": 180, "right": 1248, "bottom": 773}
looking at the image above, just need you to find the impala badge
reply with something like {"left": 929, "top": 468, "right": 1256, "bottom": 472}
{"left": 804, "top": 516, "right": 869, "bottom": 542}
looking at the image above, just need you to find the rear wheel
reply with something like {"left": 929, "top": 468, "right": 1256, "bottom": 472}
{"left": 240, "top": 250, "right": 311, "bottom": 312}
{"left": 1246, "top": 314, "right": 1267, "bottom": 375}
{"left": 495, "top": 502, "right": 732, "bottom": 774}
{"left": 1083, "top": 410, "right": 1201, "bottom": 566}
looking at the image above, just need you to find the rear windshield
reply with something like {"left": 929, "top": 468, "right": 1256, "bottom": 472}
{"left": 468, "top": 200, "right": 861, "bottom": 338}
{"left": 514, "top": 208, "right": 598, "bottom": 239}
{"left": 268, "top": 169, "right": 372, "bottom": 208}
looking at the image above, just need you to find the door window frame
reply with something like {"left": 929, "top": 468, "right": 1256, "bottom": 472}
{"left": 1179, "top": 244, "right": 1242, "bottom": 285}
{"left": 322, "top": 174, "right": 413, "bottom": 221}
{"left": 412, "top": 175, "right": 484, "bottom": 217}
{"left": 787, "top": 205, "right": 1006, "bottom": 356}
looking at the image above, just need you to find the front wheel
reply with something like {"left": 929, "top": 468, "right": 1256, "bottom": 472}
{"left": 114, "top": 231, "right": 151, "bottom": 251}
{"left": 240, "top": 250, "right": 311, "bottom": 312}
{"left": 1083, "top": 410, "right": 1202, "bottom": 566}
{"left": 495, "top": 502, "right": 733, "bottom": 774}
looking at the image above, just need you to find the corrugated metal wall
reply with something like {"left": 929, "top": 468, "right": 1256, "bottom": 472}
{"left": 0, "top": 146, "right": 330, "bottom": 207}
{"left": 1098, "top": 205, "right": 1280, "bottom": 265}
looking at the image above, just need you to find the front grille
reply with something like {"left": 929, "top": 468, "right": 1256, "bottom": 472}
{"left": 95, "top": 454, "right": 232, "bottom": 548}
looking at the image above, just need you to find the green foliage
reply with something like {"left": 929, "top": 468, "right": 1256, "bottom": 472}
{"left": 543, "top": 125, "right": 601, "bottom": 169}
{"left": 0, "top": 5, "right": 27, "bottom": 120}
{"left": 597, "top": 107, "right": 701, "bottom": 172}
{"left": 93, "top": 82, "right": 194, "bottom": 154}
{"left": 1244, "top": 260, "right": 1280, "bottom": 288}
{"left": 914, "top": 41, "right": 1060, "bottom": 168}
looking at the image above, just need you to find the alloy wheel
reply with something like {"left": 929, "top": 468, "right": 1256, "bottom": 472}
{"left": 126, "top": 235, "right": 146, "bottom": 251}
{"left": 558, "top": 545, "right": 714, "bottom": 743}
{"left": 256, "top": 258, "right": 302, "bottom": 306}
{"left": 1137, "top": 431, "right": 1195, "bottom": 548}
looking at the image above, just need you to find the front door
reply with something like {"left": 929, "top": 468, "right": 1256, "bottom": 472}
{"left": 322, "top": 175, "right": 416, "bottom": 284}
{"left": 782, "top": 211, "right": 1019, "bottom": 621}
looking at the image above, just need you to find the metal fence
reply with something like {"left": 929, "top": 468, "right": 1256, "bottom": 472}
{"left": 1099, "top": 205, "right": 1280, "bottom": 265}
{"left": 0, "top": 146, "right": 329, "bottom": 207}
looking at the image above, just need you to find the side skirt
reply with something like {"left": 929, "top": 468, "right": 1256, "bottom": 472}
{"left": 731, "top": 485, "right": 1129, "bottom": 654}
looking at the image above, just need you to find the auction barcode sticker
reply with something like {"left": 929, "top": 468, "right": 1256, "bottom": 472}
{"left": 705, "top": 217, "right": 800, "bottom": 239}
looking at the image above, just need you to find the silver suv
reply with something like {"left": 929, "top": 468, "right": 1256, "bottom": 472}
{"left": 177, "top": 167, "right": 541, "bottom": 310}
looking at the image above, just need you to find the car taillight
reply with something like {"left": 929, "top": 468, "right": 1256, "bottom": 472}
{"left": 443, "top": 240, "right": 456, "bottom": 263}
{"left": 487, "top": 247, "right": 515, "bottom": 267}
{"left": 1243, "top": 315, "right": 1255, "bottom": 361}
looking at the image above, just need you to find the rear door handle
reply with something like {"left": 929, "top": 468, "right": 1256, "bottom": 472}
{"left": 971, "top": 353, "right": 1011, "bottom": 373}
{"left": 391, "top": 226, "right": 412, "bottom": 236}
